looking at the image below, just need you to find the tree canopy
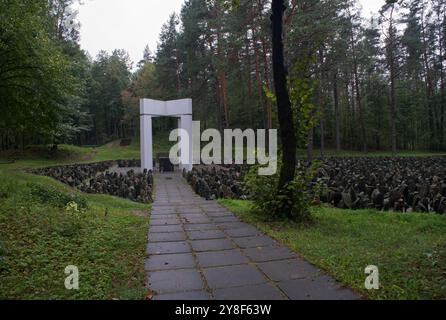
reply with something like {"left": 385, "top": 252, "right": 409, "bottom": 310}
{"left": 1, "top": 0, "right": 446, "bottom": 154}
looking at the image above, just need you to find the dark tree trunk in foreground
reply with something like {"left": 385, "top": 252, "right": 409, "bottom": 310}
{"left": 271, "top": 0, "right": 297, "bottom": 199}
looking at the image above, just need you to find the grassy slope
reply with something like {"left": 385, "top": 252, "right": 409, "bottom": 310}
{"left": 0, "top": 140, "right": 161, "bottom": 300}
{"left": 220, "top": 200, "right": 446, "bottom": 300}
{"left": 0, "top": 134, "right": 174, "bottom": 170}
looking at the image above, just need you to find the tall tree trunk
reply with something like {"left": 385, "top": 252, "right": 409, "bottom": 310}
{"left": 175, "top": 46, "right": 181, "bottom": 94}
{"left": 389, "top": 50, "right": 397, "bottom": 154}
{"left": 419, "top": 2, "right": 435, "bottom": 150}
{"left": 348, "top": 9, "right": 367, "bottom": 152}
{"left": 262, "top": 38, "right": 273, "bottom": 130}
{"left": 439, "top": 10, "right": 445, "bottom": 149}
{"left": 440, "top": 49, "right": 445, "bottom": 149}
{"left": 346, "top": 79, "right": 355, "bottom": 149}
{"left": 333, "top": 71, "right": 341, "bottom": 152}
{"left": 320, "top": 118, "right": 325, "bottom": 157}
{"left": 254, "top": 44, "right": 267, "bottom": 129}
{"left": 271, "top": 0, "right": 297, "bottom": 206}
{"left": 251, "top": 13, "right": 267, "bottom": 129}
{"left": 245, "top": 32, "right": 253, "bottom": 98}
{"left": 221, "top": 73, "right": 229, "bottom": 127}
{"left": 387, "top": 6, "right": 397, "bottom": 154}
{"left": 318, "top": 47, "right": 326, "bottom": 157}
{"left": 258, "top": 0, "right": 273, "bottom": 130}
{"left": 216, "top": 4, "right": 229, "bottom": 128}
{"left": 353, "top": 58, "right": 367, "bottom": 152}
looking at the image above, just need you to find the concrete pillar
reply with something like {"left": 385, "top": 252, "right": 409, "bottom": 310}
{"left": 177, "top": 117, "right": 182, "bottom": 161}
{"left": 140, "top": 114, "right": 153, "bottom": 171}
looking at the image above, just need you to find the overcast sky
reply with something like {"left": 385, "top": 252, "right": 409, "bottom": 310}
{"left": 77, "top": 0, "right": 386, "bottom": 66}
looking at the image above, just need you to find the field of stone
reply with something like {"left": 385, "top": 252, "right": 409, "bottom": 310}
{"left": 186, "top": 157, "right": 446, "bottom": 214}
{"left": 32, "top": 160, "right": 154, "bottom": 204}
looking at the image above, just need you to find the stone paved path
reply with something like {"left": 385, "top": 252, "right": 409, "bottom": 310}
{"left": 146, "top": 172, "right": 359, "bottom": 300}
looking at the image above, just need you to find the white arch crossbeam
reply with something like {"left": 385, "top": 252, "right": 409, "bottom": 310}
{"left": 140, "top": 98, "right": 193, "bottom": 172}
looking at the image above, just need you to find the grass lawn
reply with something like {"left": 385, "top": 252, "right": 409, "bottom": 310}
{"left": 0, "top": 134, "right": 174, "bottom": 170}
{"left": 220, "top": 200, "right": 446, "bottom": 300}
{"left": 0, "top": 143, "right": 154, "bottom": 300}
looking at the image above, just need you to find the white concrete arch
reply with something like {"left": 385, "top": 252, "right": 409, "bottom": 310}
{"left": 140, "top": 98, "right": 193, "bottom": 172}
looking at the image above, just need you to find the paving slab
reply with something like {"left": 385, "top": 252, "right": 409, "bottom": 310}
{"left": 257, "top": 259, "right": 320, "bottom": 281}
{"left": 243, "top": 246, "right": 296, "bottom": 262}
{"left": 187, "top": 230, "right": 227, "bottom": 240}
{"left": 145, "top": 253, "right": 196, "bottom": 271}
{"left": 184, "top": 223, "right": 220, "bottom": 231}
{"left": 150, "top": 218, "right": 181, "bottom": 226}
{"left": 178, "top": 213, "right": 207, "bottom": 219}
{"left": 278, "top": 276, "right": 359, "bottom": 300}
{"left": 203, "top": 265, "right": 268, "bottom": 289}
{"left": 153, "top": 290, "right": 211, "bottom": 300}
{"left": 206, "top": 211, "right": 234, "bottom": 217}
{"left": 178, "top": 207, "right": 204, "bottom": 214}
{"left": 196, "top": 249, "right": 249, "bottom": 268}
{"left": 191, "top": 239, "right": 236, "bottom": 252}
{"left": 212, "top": 216, "right": 240, "bottom": 223}
{"left": 182, "top": 217, "right": 213, "bottom": 224}
{"left": 152, "top": 208, "right": 177, "bottom": 215}
{"left": 149, "top": 225, "right": 183, "bottom": 233}
{"left": 213, "top": 283, "right": 286, "bottom": 300}
{"left": 149, "top": 232, "right": 187, "bottom": 243}
{"left": 232, "top": 235, "right": 277, "bottom": 248}
{"left": 217, "top": 222, "right": 252, "bottom": 230}
{"left": 151, "top": 214, "right": 179, "bottom": 220}
{"left": 147, "top": 241, "right": 191, "bottom": 255}
{"left": 225, "top": 227, "right": 260, "bottom": 238}
{"left": 148, "top": 269, "right": 205, "bottom": 294}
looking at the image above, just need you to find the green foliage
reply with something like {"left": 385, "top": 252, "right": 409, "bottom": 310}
{"left": 214, "top": 0, "right": 241, "bottom": 10}
{"left": 154, "top": 14, "right": 181, "bottom": 101}
{"left": 244, "top": 161, "right": 316, "bottom": 222}
{"left": 85, "top": 50, "right": 132, "bottom": 145}
{"left": 289, "top": 66, "right": 319, "bottom": 149}
{"left": 28, "top": 183, "right": 88, "bottom": 211}
{"left": 0, "top": 0, "right": 92, "bottom": 149}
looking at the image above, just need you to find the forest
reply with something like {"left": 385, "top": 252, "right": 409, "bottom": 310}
{"left": 2, "top": 0, "right": 446, "bottom": 301}
{"left": 1, "top": 0, "right": 446, "bottom": 154}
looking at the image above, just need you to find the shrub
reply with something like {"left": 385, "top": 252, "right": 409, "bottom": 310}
{"left": 244, "top": 162, "right": 319, "bottom": 222}
{"left": 28, "top": 183, "right": 88, "bottom": 211}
